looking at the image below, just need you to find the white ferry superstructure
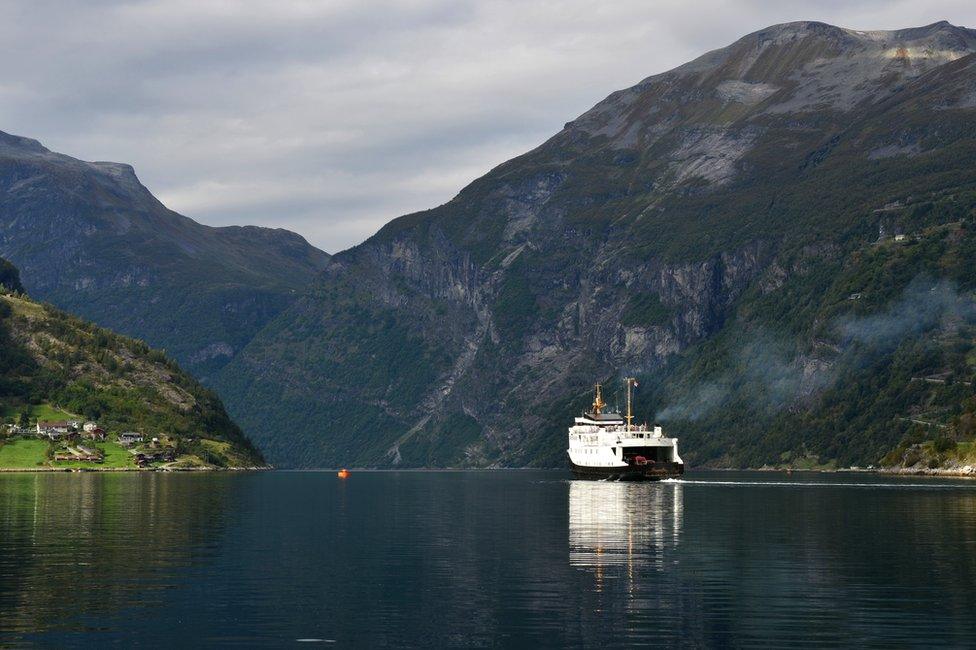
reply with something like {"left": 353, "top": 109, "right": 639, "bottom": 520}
{"left": 567, "top": 379, "right": 684, "bottom": 480}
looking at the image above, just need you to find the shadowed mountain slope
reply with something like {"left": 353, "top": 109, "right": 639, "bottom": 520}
{"left": 0, "top": 131, "right": 329, "bottom": 381}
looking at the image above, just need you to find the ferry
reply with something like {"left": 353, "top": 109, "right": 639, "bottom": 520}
{"left": 567, "top": 379, "right": 684, "bottom": 480}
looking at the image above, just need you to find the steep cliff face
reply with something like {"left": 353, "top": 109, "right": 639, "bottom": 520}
{"left": 0, "top": 131, "right": 330, "bottom": 382}
{"left": 217, "top": 22, "right": 976, "bottom": 468}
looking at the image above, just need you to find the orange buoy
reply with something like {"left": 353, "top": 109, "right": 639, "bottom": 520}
{"left": 337, "top": 469, "right": 350, "bottom": 479}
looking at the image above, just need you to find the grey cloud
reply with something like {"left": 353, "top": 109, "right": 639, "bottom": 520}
{"left": 1, "top": 1, "right": 974, "bottom": 252}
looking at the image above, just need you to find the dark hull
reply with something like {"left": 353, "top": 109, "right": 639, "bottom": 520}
{"left": 569, "top": 457, "right": 684, "bottom": 481}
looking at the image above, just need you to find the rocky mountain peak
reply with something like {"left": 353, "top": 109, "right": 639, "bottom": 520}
{"left": 0, "top": 128, "right": 157, "bottom": 211}
{"left": 559, "top": 20, "right": 976, "bottom": 193}
{"left": 0, "top": 130, "right": 49, "bottom": 155}
{"left": 886, "top": 20, "right": 974, "bottom": 42}
{"left": 747, "top": 20, "right": 852, "bottom": 45}
{"left": 0, "top": 130, "right": 331, "bottom": 382}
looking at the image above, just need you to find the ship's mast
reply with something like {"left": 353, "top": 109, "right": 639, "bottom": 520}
{"left": 625, "top": 377, "right": 636, "bottom": 431}
{"left": 591, "top": 383, "right": 605, "bottom": 416}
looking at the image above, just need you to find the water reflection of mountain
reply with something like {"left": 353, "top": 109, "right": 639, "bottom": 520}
{"left": 0, "top": 473, "right": 239, "bottom": 642}
{"left": 568, "top": 481, "right": 683, "bottom": 574}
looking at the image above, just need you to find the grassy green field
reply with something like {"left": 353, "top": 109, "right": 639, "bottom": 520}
{"left": 931, "top": 440, "right": 976, "bottom": 466}
{"left": 1, "top": 403, "right": 80, "bottom": 422}
{"left": 0, "top": 438, "right": 136, "bottom": 469}
{"left": 99, "top": 442, "right": 135, "bottom": 468}
{"left": 167, "top": 455, "right": 208, "bottom": 469}
{"left": 0, "top": 439, "right": 48, "bottom": 468}
{"left": 0, "top": 435, "right": 236, "bottom": 470}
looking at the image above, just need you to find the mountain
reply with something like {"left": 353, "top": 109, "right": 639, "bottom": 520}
{"left": 0, "top": 257, "right": 264, "bottom": 468}
{"left": 0, "top": 132, "right": 329, "bottom": 381}
{"left": 213, "top": 21, "right": 976, "bottom": 468}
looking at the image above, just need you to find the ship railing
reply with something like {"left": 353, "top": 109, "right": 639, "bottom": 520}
{"left": 603, "top": 425, "right": 650, "bottom": 433}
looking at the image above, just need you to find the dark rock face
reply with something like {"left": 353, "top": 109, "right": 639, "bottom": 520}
{"left": 0, "top": 132, "right": 329, "bottom": 381}
{"left": 217, "top": 22, "right": 976, "bottom": 468}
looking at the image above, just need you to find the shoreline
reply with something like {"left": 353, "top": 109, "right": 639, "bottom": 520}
{"left": 265, "top": 465, "right": 976, "bottom": 479}
{"left": 708, "top": 465, "right": 976, "bottom": 479}
{"left": 3, "top": 465, "right": 974, "bottom": 478}
{"left": 865, "top": 467, "right": 976, "bottom": 479}
{"left": 0, "top": 465, "right": 272, "bottom": 473}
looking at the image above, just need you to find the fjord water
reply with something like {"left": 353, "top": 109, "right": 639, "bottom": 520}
{"left": 1, "top": 472, "right": 975, "bottom": 647}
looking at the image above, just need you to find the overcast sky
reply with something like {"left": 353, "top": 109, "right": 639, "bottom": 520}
{"left": 0, "top": 1, "right": 974, "bottom": 252}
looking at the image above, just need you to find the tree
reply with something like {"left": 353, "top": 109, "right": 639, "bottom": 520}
{"left": 17, "top": 411, "right": 29, "bottom": 430}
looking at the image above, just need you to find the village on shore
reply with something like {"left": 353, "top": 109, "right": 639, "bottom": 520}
{"left": 1, "top": 411, "right": 196, "bottom": 470}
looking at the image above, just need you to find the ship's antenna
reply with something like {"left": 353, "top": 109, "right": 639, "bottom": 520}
{"left": 625, "top": 377, "right": 636, "bottom": 432}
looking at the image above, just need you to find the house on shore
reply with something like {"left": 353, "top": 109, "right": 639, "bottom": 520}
{"left": 37, "top": 420, "right": 75, "bottom": 440}
{"left": 76, "top": 445, "right": 102, "bottom": 462}
{"left": 83, "top": 422, "right": 106, "bottom": 441}
{"left": 54, "top": 447, "right": 101, "bottom": 462}
{"left": 118, "top": 432, "right": 144, "bottom": 447}
{"left": 135, "top": 448, "right": 176, "bottom": 466}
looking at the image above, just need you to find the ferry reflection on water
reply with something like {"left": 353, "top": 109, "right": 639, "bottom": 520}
{"left": 568, "top": 480, "right": 683, "bottom": 587}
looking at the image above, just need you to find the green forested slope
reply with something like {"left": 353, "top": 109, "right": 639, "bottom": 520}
{"left": 647, "top": 211, "right": 976, "bottom": 469}
{"left": 0, "top": 258, "right": 264, "bottom": 468}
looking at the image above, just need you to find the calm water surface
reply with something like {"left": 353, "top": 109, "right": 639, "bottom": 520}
{"left": 2, "top": 470, "right": 976, "bottom": 647}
